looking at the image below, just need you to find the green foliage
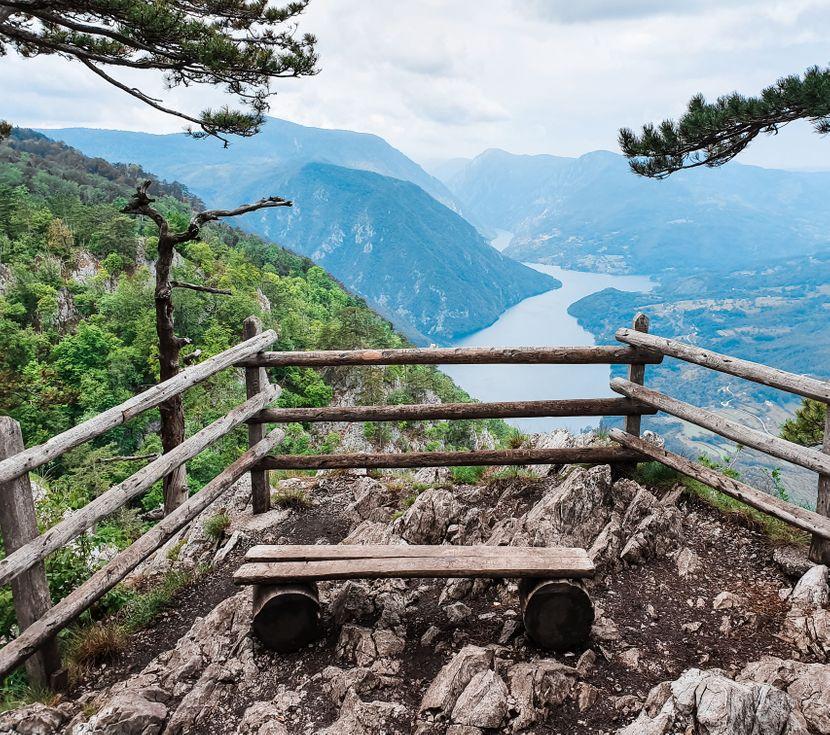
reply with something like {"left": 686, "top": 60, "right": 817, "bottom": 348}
{"left": 450, "top": 465, "right": 486, "bottom": 485}
{"left": 203, "top": 513, "right": 231, "bottom": 541}
{"left": 619, "top": 65, "right": 830, "bottom": 177}
{"left": 1, "top": 3, "right": 318, "bottom": 143}
{"left": 781, "top": 399, "right": 826, "bottom": 448}
{"left": 271, "top": 488, "right": 311, "bottom": 510}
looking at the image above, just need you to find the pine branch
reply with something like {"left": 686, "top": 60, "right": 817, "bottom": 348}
{"left": 171, "top": 280, "right": 232, "bottom": 295}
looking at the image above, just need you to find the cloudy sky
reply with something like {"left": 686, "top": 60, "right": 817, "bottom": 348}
{"left": 2, "top": 0, "right": 829, "bottom": 170}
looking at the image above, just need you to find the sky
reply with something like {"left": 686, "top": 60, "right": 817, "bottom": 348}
{"left": 1, "top": 0, "right": 829, "bottom": 170}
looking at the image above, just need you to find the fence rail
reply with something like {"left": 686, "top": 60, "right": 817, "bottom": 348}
{"left": 612, "top": 327, "right": 830, "bottom": 565}
{"left": 5, "top": 310, "right": 829, "bottom": 687}
{"left": 250, "top": 397, "right": 656, "bottom": 424}
{"left": 236, "top": 344, "right": 663, "bottom": 368}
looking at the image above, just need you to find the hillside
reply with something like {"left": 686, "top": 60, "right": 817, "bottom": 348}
{"left": 442, "top": 148, "right": 830, "bottom": 275}
{"left": 36, "top": 121, "right": 558, "bottom": 342}
{"left": 0, "top": 129, "right": 512, "bottom": 676}
{"left": 3, "top": 440, "right": 827, "bottom": 735}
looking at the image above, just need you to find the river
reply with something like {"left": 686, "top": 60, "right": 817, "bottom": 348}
{"left": 441, "top": 258, "right": 654, "bottom": 433}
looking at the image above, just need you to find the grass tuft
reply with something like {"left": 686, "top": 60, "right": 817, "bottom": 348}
{"left": 66, "top": 623, "right": 126, "bottom": 672}
{"left": 203, "top": 512, "right": 231, "bottom": 541}
{"left": 271, "top": 487, "right": 312, "bottom": 510}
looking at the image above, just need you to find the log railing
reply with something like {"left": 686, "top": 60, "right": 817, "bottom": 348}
{"left": 0, "top": 328, "right": 279, "bottom": 685}
{"left": 0, "top": 311, "right": 662, "bottom": 684}
{"left": 610, "top": 329, "right": 830, "bottom": 564}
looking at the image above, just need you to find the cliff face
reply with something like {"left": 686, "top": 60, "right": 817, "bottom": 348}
{"left": 8, "top": 430, "right": 829, "bottom": 735}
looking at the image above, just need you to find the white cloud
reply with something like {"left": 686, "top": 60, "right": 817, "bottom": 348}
{"left": 2, "top": 0, "right": 828, "bottom": 170}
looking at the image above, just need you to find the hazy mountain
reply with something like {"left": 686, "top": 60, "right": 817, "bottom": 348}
{"left": 41, "top": 117, "right": 465, "bottom": 215}
{"left": 444, "top": 148, "right": 830, "bottom": 274}
{"left": 231, "top": 162, "right": 557, "bottom": 342}
{"left": 39, "top": 121, "right": 557, "bottom": 342}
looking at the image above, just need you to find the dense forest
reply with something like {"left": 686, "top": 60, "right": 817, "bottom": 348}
{"left": 0, "top": 130, "right": 505, "bottom": 654}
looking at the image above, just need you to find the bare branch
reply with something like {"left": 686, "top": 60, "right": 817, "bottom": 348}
{"left": 172, "top": 196, "right": 292, "bottom": 243}
{"left": 171, "top": 280, "right": 232, "bottom": 296}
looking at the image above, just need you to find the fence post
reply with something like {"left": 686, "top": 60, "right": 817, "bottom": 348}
{"left": 0, "top": 417, "right": 61, "bottom": 689}
{"left": 613, "top": 313, "right": 649, "bottom": 481}
{"left": 244, "top": 316, "right": 271, "bottom": 514}
{"left": 810, "top": 406, "right": 830, "bottom": 564}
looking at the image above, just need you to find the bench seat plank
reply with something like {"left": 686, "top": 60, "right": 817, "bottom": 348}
{"left": 234, "top": 551, "right": 594, "bottom": 585}
{"left": 245, "top": 544, "right": 592, "bottom": 563}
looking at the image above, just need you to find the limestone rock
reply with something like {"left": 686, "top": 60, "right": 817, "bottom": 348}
{"left": 507, "top": 659, "right": 578, "bottom": 732}
{"left": 0, "top": 702, "right": 75, "bottom": 735}
{"left": 336, "top": 625, "right": 405, "bottom": 667}
{"left": 321, "top": 691, "right": 407, "bottom": 735}
{"left": 675, "top": 547, "right": 702, "bottom": 578}
{"left": 82, "top": 687, "right": 169, "bottom": 735}
{"left": 395, "top": 488, "right": 460, "bottom": 544}
{"left": 616, "top": 668, "right": 810, "bottom": 735}
{"left": 235, "top": 702, "right": 289, "bottom": 735}
{"left": 330, "top": 581, "right": 376, "bottom": 625}
{"left": 450, "top": 670, "right": 508, "bottom": 729}
{"left": 774, "top": 546, "right": 814, "bottom": 579}
{"left": 784, "top": 565, "right": 830, "bottom": 661}
{"left": 741, "top": 656, "right": 830, "bottom": 733}
{"left": 419, "top": 645, "right": 494, "bottom": 716}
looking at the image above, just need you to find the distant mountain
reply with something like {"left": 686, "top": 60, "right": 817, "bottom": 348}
{"left": 444, "top": 148, "right": 830, "bottom": 274}
{"left": 232, "top": 162, "right": 557, "bottom": 342}
{"left": 42, "top": 117, "right": 465, "bottom": 216}
{"left": 40, "top": 120, "right": 556, "bottom": 342}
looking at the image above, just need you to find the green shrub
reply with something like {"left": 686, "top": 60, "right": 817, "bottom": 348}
{"left": 203, "top": 512, "right": 230, "bottom": 541}
{"left": 451, "top": 465, "right": 486, "bottom": 484}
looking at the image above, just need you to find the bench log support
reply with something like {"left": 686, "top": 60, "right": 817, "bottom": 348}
{"left": 519, "top": 578, "right": 594, "bottom": 651}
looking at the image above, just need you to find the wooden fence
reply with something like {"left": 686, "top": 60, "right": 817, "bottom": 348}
{"left": 1, "top": 310, "right": 828, "bottom": 688}
{"left": 610, "top": 326, "right": 830, "bottom": 564}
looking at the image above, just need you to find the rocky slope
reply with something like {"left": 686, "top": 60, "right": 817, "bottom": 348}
{"left": 5, "top": 431, "right": 830, "bottom": 735}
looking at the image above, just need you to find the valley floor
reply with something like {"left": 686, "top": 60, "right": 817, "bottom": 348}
{"left": 6, "top": 434, "right": 830, "bottom": 735}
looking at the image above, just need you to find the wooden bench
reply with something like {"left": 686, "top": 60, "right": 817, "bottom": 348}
{"left": 234, "top": 544, "right": 595, "bottom": 653}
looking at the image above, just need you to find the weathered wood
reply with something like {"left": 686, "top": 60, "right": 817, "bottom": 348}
{"left": 245, "top": 544, "right": 593, "bottom": 562}
{"left": 254, "top": 446, "right": 643, "bottom": 472}
{"left": 0, "top": 385, "right": 279, "bottom": 588}
{"left": 243, "top": 316, "right": 271, "bottom": 515}
{"left": 251, "top": 583, "right": 320, "bottom": 652}
{"left": 519, "top": 579, "right": 594, "bottom": 651}
{"left": 250, "top": 397, "right": 656, "bottom": 424}
{"left": 519, "top": 578, "right": 594, "bottom": 652}
{"left": 623, "top": 313, "right": 650, "bottom": 437}
{"left": 0, "top": 427, "right": 286, "bottom": 679}
{"left": 610, "top": 429, "right": 830, "bottom": 539}
{"left": 615, "top": 328, "right": 830, "bottom": 403}
{"left": 611, "top": 378, "right": 830, "bottom": 476}
{"left": 0, "top": 418, "right": 60, "bottom": 688}
{"left": 0, "top": 330, "right": 277, "bottom": 485}
{"left": 810, "top": 406, "right": 830, "bottom": 564}
{"left": 234, "top": 551, "right": 595, "bottom": 584}
{"left": 237, "top": 345, "right": 663, "bottom": 368}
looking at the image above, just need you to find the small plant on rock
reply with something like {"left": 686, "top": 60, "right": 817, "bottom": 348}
{"left": 271, "top": 488, "right": 312, "bottom": 510}
{"left": 203, "top": 512, "right": 231, "bottom": 541}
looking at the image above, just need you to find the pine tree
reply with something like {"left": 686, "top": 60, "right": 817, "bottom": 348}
{"left": 618, "top": 65, "right": 830, "bottom": 178}
{"left": 0, "top": 1, "right": 318, "bottom": 144}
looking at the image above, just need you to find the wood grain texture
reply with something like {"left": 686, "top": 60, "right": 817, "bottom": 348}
{"left": 0, "top": 330, "right": 277, "bottom": 485}
{"left": 0, "top": 418, "right": 60, "bottom": 688}
{"left": 611, "top": 377, "right": 830, "bottom": 475}
{"left": 0, "top": 427, "right": 285, "bottom": 679}
{"left": 615, "top": 328, "right": 830, "bottom": 403}
{"left": 810, "top": 406, "right": 830, "bottom": 563}
{"left": 237, "top": 345, "right": 663, "bottom": 368}
{"left": 254, "top": 446, "right": 643, "bottom": 471}
{"left": 250, "top": 397, "right": 655, "bottom": 424}
{"left": 245, "top": 544, "right": 593, "bottom": 562}
{"left": 0, "top": 385, "right": 279, "bottom": 588}
{"left": 623, "top": 313, "right": 650, "bottom": 437}
{"left": 243, "top": 316, "right": 271, "bottom": 515}
{"left": 234, "top": 552, "right": 595, "bottom": 584}
{"left": 610, "top": 429, "right": 830, "bottom": 539}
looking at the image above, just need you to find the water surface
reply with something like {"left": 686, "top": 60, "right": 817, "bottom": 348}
{"left": 442, "top": 263, "right": 654, "bottom": 432}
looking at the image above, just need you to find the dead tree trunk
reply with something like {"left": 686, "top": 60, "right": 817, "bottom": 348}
{"left": 123, "top": 181, "right": 291, "bottom": 514}
{"left": 155, "top": 229, "right": 189, "bottom": 513}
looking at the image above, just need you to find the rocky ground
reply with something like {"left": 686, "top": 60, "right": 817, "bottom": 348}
{"left": 5, "top": 432, "right": 830, "bottom": 735}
